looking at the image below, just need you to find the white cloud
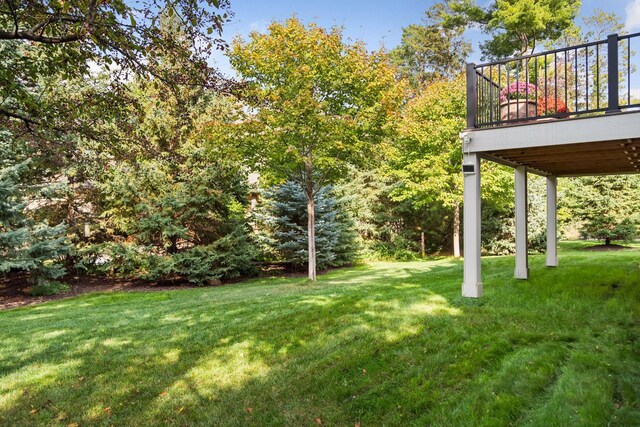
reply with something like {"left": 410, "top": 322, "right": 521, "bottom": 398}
{"left": 249, "top": 20, "right": 269, "bottom": 34}
{"left": 625, "top": 0, "right": 640, "bottom": 32}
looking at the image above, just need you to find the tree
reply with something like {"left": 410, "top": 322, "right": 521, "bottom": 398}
{"left": 562, "top": 176, "right": 640, "bottom": 246}
{"left": 393, "top": 76, "right": 515, "bottom": 257}
{"left": 390, "top": 4, "right": 471, "bottom": 90}
{"left": 436, "top": 0, "right": 581, "bottom": 59}
{"left": 0, "top": 0, "right": 234, "bottom": 139}
{"left": 394, "top": 77, "right": 466, "bottom": 257}
{"left": 228, "top": 17, "right": 401, "bottom": 280}
{"left": 256, "top": 181, "right": 357, "bottom": 270}
{"left": 0, "top": 130, "right": 70, "bottom": 290}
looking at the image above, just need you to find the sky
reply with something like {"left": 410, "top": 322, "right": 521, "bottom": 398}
{"left": 212, "top": 0, "right": 640, "bottom": 78}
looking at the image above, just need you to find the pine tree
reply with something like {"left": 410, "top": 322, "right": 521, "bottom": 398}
{"left": 563, "top": 176, "right": 640, "bottom": 245}
{"left": 0, "top": 131, "right": 70, "bottom": 289}
{"left": 256, "top": 181, "right": 358, "bottom": 270}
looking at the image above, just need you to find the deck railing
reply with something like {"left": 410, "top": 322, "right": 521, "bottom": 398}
{"left": 467, "top": 33, "right": 640, "bottom": 128}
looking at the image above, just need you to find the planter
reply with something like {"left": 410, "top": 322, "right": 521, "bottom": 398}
{"left": 500, "top": 100, "right": 537, "bottom": 123}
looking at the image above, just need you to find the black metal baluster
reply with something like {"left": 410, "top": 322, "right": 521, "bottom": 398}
{"left": 575, "top": 48, "right": 579, "bottom": 112}
{"left": 564, "top": 52, "right": 568, "bottom": 113}
{"left": 489, "top": 65, "right": 494, "bottom": 124}
{"left": 628, "top": 38, "right": 631, "bottom": 106}
{"left": 554, "top": 53, "right": 558, "bottom": 115}
{"left": 607, "top": 33, "right": 619, "bottom": 113}
{"left": 585, "top": 46, "right": 589, "bottom": 111}
{"left": 507, "top": 62, "right": 510, "bottom": 122}
{"left": 596, "top": 43, "right": 600, "bottom": 110}
{"left": 544, "top": 54, "right": 548, "bottom": 115}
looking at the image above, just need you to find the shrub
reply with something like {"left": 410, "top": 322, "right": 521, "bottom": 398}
{"left": 364, "top": 237, "right": 421, "bottom": 261}
{"left": 29, "top": 281, "right": 70, "bottom": 296}
{"left": 75, "top": 225, "right": 257, "bottom": 284}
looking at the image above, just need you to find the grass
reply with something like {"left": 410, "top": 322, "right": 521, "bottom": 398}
{"left": 0, "top": 242, "right": 639, "bottom": 426}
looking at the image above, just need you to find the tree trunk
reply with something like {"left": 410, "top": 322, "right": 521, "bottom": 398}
{"left": 421, "top": 231, "right": 425, "bottom": 258}
{"left": 168, "top": 236, "right": 178, "bottom": 254}
{"left": 605, "top": 237, "right": 611, "bottom": 246}
{"left": 453, "top": 202, "right": 461, "bottom": 258}
{"left": 307, "top": 196, "right": 317, "bottom": 281}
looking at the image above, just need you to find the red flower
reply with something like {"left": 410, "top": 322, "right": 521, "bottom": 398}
{"left": 537, "top": 97, "right": 569, "bottom": 116}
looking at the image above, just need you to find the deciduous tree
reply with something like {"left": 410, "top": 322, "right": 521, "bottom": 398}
{"left": 390, "top": 4, "right": 471, "bottom": 91}
{"left": 228, "top": 17, "right": 402, "bottom": 280}
{"left": 436, "top": 0, "right": 581, "bottom": 59}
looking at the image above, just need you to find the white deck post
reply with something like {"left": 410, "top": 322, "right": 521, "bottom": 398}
{"left": 546, "top": 176, "right": 558, "bottom": 267}
{"left": 514, "top": 166, "right": 529, "bottom": 279}
{"left": 462, "top": 152, "right": 482, "bottom": 298}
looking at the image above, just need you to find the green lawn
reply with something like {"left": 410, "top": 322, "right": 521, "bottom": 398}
{"left": 1, "top": 242, "right": 639, "bottom": 426}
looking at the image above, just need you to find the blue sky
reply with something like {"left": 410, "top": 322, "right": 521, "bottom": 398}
{"left": 212, "top": 0, "right": 640, "bottom": 77}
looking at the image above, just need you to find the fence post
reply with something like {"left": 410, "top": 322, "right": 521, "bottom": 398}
{"left": 466, "top": 63, "right": 477, "bottom": 128}
{"left": 607, "top": 34, "right": 619, "bottom": 113}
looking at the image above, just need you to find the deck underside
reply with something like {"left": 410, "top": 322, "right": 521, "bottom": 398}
{"left": 486, "top": 138, "right": 640, "bottom": 176}
{"left": 464, "top": 111, "right": 640, "bottom": 177}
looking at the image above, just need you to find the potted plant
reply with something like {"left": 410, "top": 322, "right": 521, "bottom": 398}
{"left": 537, "top": 96, "right": 569, "bottom": 119}
{"left": 499, "top": 81, "right": 538, "bottom": 122}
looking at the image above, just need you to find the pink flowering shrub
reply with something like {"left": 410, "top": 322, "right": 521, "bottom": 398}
{"left": 499, "top": 81, "right": 538, "bottom": 103}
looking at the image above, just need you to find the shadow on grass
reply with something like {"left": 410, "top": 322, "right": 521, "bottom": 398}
{"left": 0, "top": 249, "right": 639, "bottom": 425}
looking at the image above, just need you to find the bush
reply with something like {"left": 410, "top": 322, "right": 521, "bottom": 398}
{"left": 29, "top": 281, "right": 70, "bottom": 296}
{"left": 364, "top": 237, "right": 421, "bottom": 261}
{"left": 75, "top": 225, "right": 257, "bottom": 284}
{"left": 170, "top": 228, "right": 258, "bottom": 283}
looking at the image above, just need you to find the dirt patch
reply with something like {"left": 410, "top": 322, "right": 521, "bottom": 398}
{"left": 0, "top": 273, "right": 198, "bottom": 311}
{"left": 583, "top": 244, "right": 635, "bottom": 252}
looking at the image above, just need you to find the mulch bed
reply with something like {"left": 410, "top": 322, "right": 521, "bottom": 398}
{"left": 0, "top": 263, "right": 336, "bottom": 311}
{"left": 583, "top": 244, "right": 635, "bottom": 252}
{"left": 0, "top": 273, "right": 199, "bottom": 311}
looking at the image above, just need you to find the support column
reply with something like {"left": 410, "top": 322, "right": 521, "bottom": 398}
{"left": 546, "top": 176, "right": 558, "bottom": 267}
{"left": 462, "top": 152, "right": 482, "bottom": 298}
{"left": 514, "top": 166, "right": 529, "bottom": 279}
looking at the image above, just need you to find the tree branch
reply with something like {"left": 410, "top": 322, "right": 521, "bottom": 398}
{"left": 0, "top": 29, "right": 82, "bottom": 43}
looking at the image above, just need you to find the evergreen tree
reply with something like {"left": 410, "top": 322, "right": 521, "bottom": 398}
{"left": 0, "top": 131, "right": 70, "bottom": 290}
{"left": 256, "top": 181, "right": 358, "bottom": 270}
{"left": 562, "top": 176, "right": 640, "bottom": 245}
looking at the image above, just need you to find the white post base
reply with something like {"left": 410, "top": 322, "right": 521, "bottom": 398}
{"left": 462, "top": 282, "right": 483, "bottom": 298}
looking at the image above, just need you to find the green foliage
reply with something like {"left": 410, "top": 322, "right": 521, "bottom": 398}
{"left": 256, "top": 181, "right": 358, "bottom": 269}
{"left": 437, "top": 0, "right": 581, "bottom": 58}
{"left": 390, "top": 4, "right": 471, "bottom": 90}
{"left": 562, "top": 176, "right": 640, "bottom": 245}
{"left": 0, "top": 0, "right": 233, "bottom": 138}
{"left": 28, "top": 281, "right": 70, "bottom": 296}
{"left": 229, "top": 17, "right": 401, "bottom": 187}
{"left": 394, "top": 77, "right": 467, "bottom": 210}
{"left": 0, "top": 131, "right": 70, "bottom": 285}
{"left": 481, "top": 175, "right": 547, "bottom": 255}
{"left": 228, "top": 17, "right": 402, "bottom": 279}
{"left": 170, "top": 228, "right": 258, "bottom": 283}
{"left": 334, "top": 167, "right": 456, "bottom": 258}
{"left": 77, "top": 225, "right": 257, "bottom": 284}
{"left": 366, "top": 237, "right": 423, "bottom": 261}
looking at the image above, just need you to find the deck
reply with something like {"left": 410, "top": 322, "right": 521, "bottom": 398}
{"left": 460, "top": 33, "right": 640, "bottom": 297}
